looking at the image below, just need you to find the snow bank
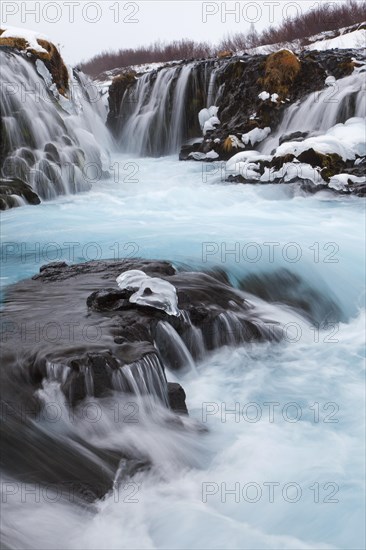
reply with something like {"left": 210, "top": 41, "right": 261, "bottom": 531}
{"left": 227, "top": 151, "right": 272, "bottom": 169}
{"left": 307, "top": 28, "right": 366, "bottom": 52}
{"left": 328, "top": 173, "right": 366, "bottom": 191}
{"left": 116, "top": 270, "right": 180, "bottom": 316}
{"left": 0, "top": 26, "right": 50, "bottom": 54}
{"left": 244, "top": 25, "right": 366, "bottom": 56}
{"left": 274, "top": 118, "right": 366, "bottom": 161}
{"left": 226, "top": 151, "right": 272, "bottom": 181}
{"left": 226, "top": 117, "right": 365, "bottom": 190}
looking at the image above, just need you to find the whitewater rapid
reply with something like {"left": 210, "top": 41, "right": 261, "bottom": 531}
{"left": 1, "top": 156, "right": 365, "bottom": 549}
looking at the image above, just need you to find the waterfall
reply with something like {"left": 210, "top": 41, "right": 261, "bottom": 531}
{"left": 0, "top": 48, "right": 112, "bottom": 201}
{"left": 260, "top": 70, "right": 366, "bottom": 154}
{"left": 155, "top": 321, "right": 197, "bottom": 372}
{"left": 44, "top": 354, "right": 168, "bottom": 406}
{"left": 114, "top": 60, "right": 221, "bottom": 156}
{"left": 111, "top": 354, "right": 168, "bottom": 406}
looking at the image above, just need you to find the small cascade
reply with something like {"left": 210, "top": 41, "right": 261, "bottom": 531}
{"left": 179, "top": 310, "right": 206, "bottom": 360}
{"left": 261, "top": 70, "right": 366, "bottom": 154}
{"left": 45, "top": 361, "right": 70, "bottom": 385}
{"left": 0, "top": 48, "right": 112, "bottom": 203}
{"left": 111, "top": 353, "right": 168, "bottom": 406}
{"left": 213, "top": 311, "right": 241, "bottom": 347}
{"left": 114, "top": 60, "right": 222, "bottom": 156}
{"left": 155, "top": 321, "right": 197, "bottom": 372}
{"left": 44, "top": 354, "right": 168, "bottom": 406}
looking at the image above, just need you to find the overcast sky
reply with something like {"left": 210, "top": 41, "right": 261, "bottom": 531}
{"left": 1, "top": 0, "right": 347, "bottom": 65}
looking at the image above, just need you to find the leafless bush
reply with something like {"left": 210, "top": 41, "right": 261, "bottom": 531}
{"left": 79, "top": 0, "right": 366, "bottom": 76}
{"left": 79, "top": 39, "right": 213, "bottom": 77}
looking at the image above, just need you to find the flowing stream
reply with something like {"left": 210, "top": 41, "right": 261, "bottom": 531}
{"left": 1, "top": 153, "right": 365, "bottom": 549}
{"left": 0, "top": 53, "right": 365, "bottom": 550}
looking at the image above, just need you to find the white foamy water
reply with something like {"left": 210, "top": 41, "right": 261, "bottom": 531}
{"left": 1, "top": 156, "right": 365, "bottom": 549}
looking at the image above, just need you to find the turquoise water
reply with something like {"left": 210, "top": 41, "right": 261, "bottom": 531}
{"left": 1, "top": 155, "right": 365, "bottom": 549}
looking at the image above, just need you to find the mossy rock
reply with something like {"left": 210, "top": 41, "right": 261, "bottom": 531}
{"left": 112, "top": 71, "right": 137, "bottom": 86}
{"left": 297, "top": 149, "right": 345, "bottom": 181}
{"left": 271, "top": 154, "right": 296, "bottom": 170}
{"left": 270, "top": 148, "right": 345, "bottom": 182}
{"left": 258, "top": 50, "right": 301, "bottom": 99}
{"left": 0, "top": 30, "right": 69, "bottom": 95}
{"left": 338, "top": 59, "right": 356, "bottom": 76}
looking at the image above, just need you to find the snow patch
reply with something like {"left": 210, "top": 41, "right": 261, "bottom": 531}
{"left": 325, "top": 75, "right": 336, "bottom": 86}
{"left": 1, "top": 26, "right": 50, "bottom": 54}
{"left": 328, "top": 173, "right": 366, "bottom": 191}
{"left": 307, "top": 28, "right": 366, "bottom": 52}
{"left": 189, "top": 150, "right": 219, "bottom": 160}
{"left": 258, "top": 91, "right": 270, "bottom": 101}
{"left": 274, "top": 117, "right": 366, "bottom": 161}
{"left": 227, "top": 135, "right": 245, "bottom": 149}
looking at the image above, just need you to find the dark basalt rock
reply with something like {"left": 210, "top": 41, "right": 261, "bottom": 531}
{"left": 2, "top": 258, "right": 282, "bottom": 501}
{"left": 279, "top": 131, "right": 309, "bottom": 145}
{"left": 351, "top": 183, "right": 366, "bottom": 197}
{"left": 179, "top": 141, "right": 204, "bottom": 161}
{"left": 168, "top": 383, "right": 188, "bottom": 415}
{"left": 0, "top": 178, "right": 41, "bottom": 209}
{"left": 44, "top": 142, "right": 61, "bottom": 166}
{"left": 2, "top": 259, "right": 279, "bottom": 410}
{"left": 240, "top": 268, "right": 344, "bottom": 324}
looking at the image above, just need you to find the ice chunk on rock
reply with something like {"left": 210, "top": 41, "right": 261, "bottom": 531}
{"left": 116, "top": 269, "right": 149, "bottom": 291}
{"left": 116, "top": 270, "right": 180, "bottom": 316}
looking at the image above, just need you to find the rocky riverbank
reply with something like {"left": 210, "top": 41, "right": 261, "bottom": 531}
{"left": 107, "top": 45, "right": 365, "bottom": 195}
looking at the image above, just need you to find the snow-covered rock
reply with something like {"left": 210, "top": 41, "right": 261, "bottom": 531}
{"left": 0, "top": 26, "right": 50, "bottom": 53}
{"left": 241, "top": 127, "right": 271, "bottom": 147}
{"left": 198, "top": 106, "right": 219, "bottom": 130}
{"left": 260, "top": 162, "right": 325, "bottom": 185}
{"left": 274, "top": 117, "right": 366, "bottom": 161}
{"left": 328, "top": 173, "right": 366, "bottom": 191}
{"left": 203, "top": 116, "right": 220, "bottom": 135}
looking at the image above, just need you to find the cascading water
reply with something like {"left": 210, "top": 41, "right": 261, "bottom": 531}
{"left": 0, "top": 48, "right": 112, "bottom": 202}
{"left": 260, "top": 69, "right": 366, "bottom": 154}
{"left": 0, "top": 37, "right": 365, "bottom": 550}
{"left": 112, "top": 353, "right": 169, "bottom": 407}
{"left": 115, "top": 60, "right": 222, "bottom": 156}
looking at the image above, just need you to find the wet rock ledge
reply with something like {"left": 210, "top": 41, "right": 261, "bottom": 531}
{"left": 1, "top": 259, "right": 279, "bottom": 409}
